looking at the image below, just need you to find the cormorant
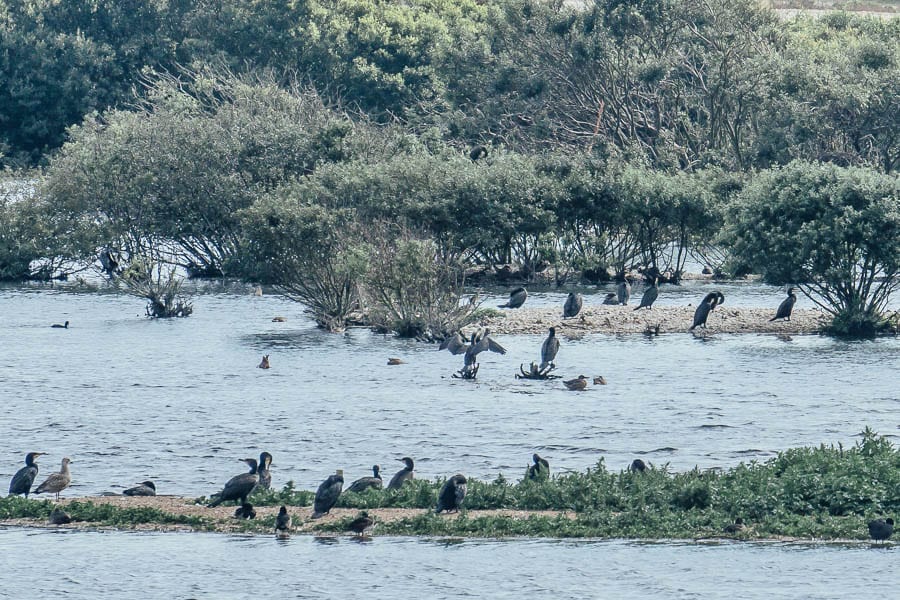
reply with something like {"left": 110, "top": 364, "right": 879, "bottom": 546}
{"left": 435, "top": 474, "right": 467, "bottom": 514}
{"left": 8, "top": 452, "right": 46, "bottom": 498}
{"left": 123, "top": 481, "right": 156, "bottom": 496}
{"left": 272, "top": 316, "right": 287, "bottom": 322}
{"left": 387, "top": 457, "right": 415, "bottom": 490}
{"left": 208, "top": 458, "right": 258, "bottom": 507}
{"left": 258, "top": 355, "right": 270, "bottom": 369}
{"left": 469, "top": 145, "right": 488, "bottom": 162}
{"left": 563, "top": 375, "right": 588, "bottom": 391}
{"left": 463, "top": 328, "right": 507, "bottom": 368}
{"left": 35, "top": 457, "right": 72, "bottom": 500}
{"left": 617, "top": 277, "right": 631, "bottom": 305}
{"left": 602, "top": 293, "right": 619, "bottom": 305}
{"left": 257, "top": 452, "right": 273, "bottom": 490}
{"left": 527, "top": 454, "right": 550, "bottom": 480}
{"left": 51, "top": 321, "right": 69, "bottom": 329}
{"left": 347, "top": 465, "right": 383, "bottom": 493}
{"left": 387, "top": 358, "right": 404, "bottom": 365}
{"left": 311, "top": 470, "right": 344, "bottom": 518}
{"left": 630, "top": 459, "right": 647, "bottom": 472}
{"left": 234, "top": 502, "right": 256, "bottom": 519}
{"left": 540, "top": 327, "right": 560, "bottom": 371}
{"left": 99, "top": 247, "right": 119, "bottom": 276}
{"left": 48, "top": 507, "right": 72, "bottom": 525}
{"left": 347, "top": 511, "right": 375, "bottom": 536}
{"left": 868, "top": 518, "right": 894, "bottom": 544}
{"left": 634, "top": 277, "right": 659, "bottom": 311}
{"left": 723, "top": 518, "right": 745, "bottom": 533}
{"left": 563, "top": 292, "right": 583, "bottom": 318}
{"left": 690, "top": 291, "right": 725, "bottom": 331}
{"left": 498, "top": 287, "right": 527, "bottom": 309}
{"left": 440, "top": 331, "right": 468, "bottom": 355}
{"left": 770, "top": 287, "right": 797, "bottom": 322}
{"left": 275, "top": 506, "right": 291, "bottom": 536}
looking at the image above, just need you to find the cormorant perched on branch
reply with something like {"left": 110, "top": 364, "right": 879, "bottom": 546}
{"left": 540, "top": 327, "right": 559, "bottom": 371}
{"left": 208, "top": 458, "right": 258, "bottom": 507}
{"left": 690, "top": 291, "right": 725, "bottom": 331}
{"left": 388, "top": 457, "right": 415, "bottom": 490}
{"left": 435, "top": 474, "right": 468, "bottom": 513}
{"left": 8, "top": 452, "right": 45, "bottom": 498}
{"left": 498, "top": 287, "right": 527, "bottom": 309}
{"left": 770, "top": 287, "right": 797, "bottom": 322}
{"left": 563, "top": 292, "right": 583, "bottom": 318}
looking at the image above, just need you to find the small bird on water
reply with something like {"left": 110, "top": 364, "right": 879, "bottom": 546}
{"left": 387, "top": 457, "right": 415, "bottom": 490}
{"left": 8, "top": 452, "right": 46, "bottom": 498}
{"left": 311, "top": 470, "right": 344, "bottom": 518}
{"left": 868, "top": 517, "right": 894, "bottom": 544}
{"left": 35, "top": 457, "right": 72, "bottom": 500}
{"left": 258, "top": 355, "right": 270, "bottom": 369}
{"left": 51, "top": 321, "right": 69, "bottom": 329}
{"left": 435, "top": 474, "right": 468, "bottom": 514}
{"left": 563, "top": 375, "right": 588, "bottom": 391}
{"left": 123, "top": 480, "right": 156, "bottom": 496}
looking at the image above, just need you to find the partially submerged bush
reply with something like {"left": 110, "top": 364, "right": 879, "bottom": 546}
{"left": 119, "top": 258, "right": 193, "bottom": 318}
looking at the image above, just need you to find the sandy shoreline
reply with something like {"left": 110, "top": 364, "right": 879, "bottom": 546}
{"left": 476, "top": 306, "right": 828, "bottom": 336}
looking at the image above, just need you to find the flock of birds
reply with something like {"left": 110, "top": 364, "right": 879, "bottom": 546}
{"left": 7, "top": 450, "right": 894, "bottom": 543}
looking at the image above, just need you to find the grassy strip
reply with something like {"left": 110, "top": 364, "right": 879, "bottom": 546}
{"left": 3, "top": 430, "right": 897, "bottom": 539}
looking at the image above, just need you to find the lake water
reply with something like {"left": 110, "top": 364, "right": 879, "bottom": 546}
{"left": 1, "top": 281, "right": 898, "bottom": 597}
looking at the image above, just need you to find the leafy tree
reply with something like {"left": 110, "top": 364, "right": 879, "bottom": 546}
{"left": 729, "top": 161, "right": 900, "bottom": 336}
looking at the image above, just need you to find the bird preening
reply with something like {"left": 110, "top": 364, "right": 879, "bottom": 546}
{"left": 690, "top": 291, "right": 725, "bottom": 331}
{"left": 435, "top": 474, "right": 468, "bottom": 514}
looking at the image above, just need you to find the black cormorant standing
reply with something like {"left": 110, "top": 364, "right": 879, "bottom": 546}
{"left": 123, "top": 481, "right": 156, "bottom": 496}
{"left": 630, "top": 459, "right": 647, "bottom": 473}
{"left": 387, "top": 457, "right": 415, "bottom": 490}
{"left": 312, "top": 470, "right": 344, "bottom": 518}
{"left": 234, "top": 503, "right": 256, "bottom": 519}
{"left": 690, "top": 291, "right": 725, "bottom": 331}
{"left": 35, "top": 457, "right": 72, "bottom": 500}
{"left": 435, "top": 474, "right": 468, "bottom": 513}
{"left": 540, "top": 327, "right": 560, "bottom": 371}
{"left": 563, "top": 293, "right": 583, "bottom": 318}
{"left": 208, "top": 458, "right": 259, "bottom": 507}
{"left": 51, "top": 321, "right": 69, "bottom": 329}
{"left": 257, "top": 452, "right": 273, "bottom": 490}
{"left": 469, "top": 145, "right": 488, "bottom": 162}
{"left": 347, "top": 465, "right": 383, "bottom": 493}
{"left": 527, "top": 454, "right": 550, "bottom": 480}
{"left": 634, "top": 277, "right": 659, "bottom": 310}
{"left": 868, "top": 518, "right": 894, "bottom": 544}
{"left": 347, "top": 511, "right": 375, "bottom": 536}
{"left": 770, "top": 287, "right": 797, "bottom": 322}
{"left": 8, "top": 452, "right": 46, "bottom": 498}
{"left": 275, "top": 506, "right": 292, "bottom": 536}
{"left": 498, "top": 287, "right": 527, "bottom": 309}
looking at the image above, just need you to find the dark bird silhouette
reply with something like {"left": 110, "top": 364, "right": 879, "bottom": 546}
{"left": 8, "top": 452, "right": 46, "bottom": 498}
{"left": 275, "top": 506, "right": 292, "bottom": 536}
{"left": 256, "top": 452, "right": 273, "bottom": 490}
{"left": 602, "top": 293, "right": 619, "bottom": 305}
{"left": 208, "top": 458, "right": 258, "bottom": 507}
{"left": 234, "top": 503, "right": 256, "bottom": 519}
{"left": 35, "top": 457, "right": 72, "bottom": 500}
{"left": 123, "top": 480, "right": 156, "bottom": 496}
{"left": 312, "top": 470, "right": 344, "bottom": 518}
{"left": 540, "top": 327, "right": 560, "bottom": 371}
{"left": 563, "top": 375, "right": 588, "bottom": 391}
{"left": 347, "top": 465, "right": 383, "bottom": 493}
{"left": 51, "top": 321, "right": 69, "bottom": 329}
{"left": 463, "top": 329, "right": 507, "bottom": 369}
{"left": 527, "top": 454, "right": 550, "bottom": 480}
{"left": 440, "top": 331, "right": 469, "bottom": 355}
{"left": 99, "top": 246, "right": 119, "bottom": 276}
{"left": 387, "top": 457, "right": 415, "bottom": 490}
{"left": 724, "top": 518, "right": 745, "bottom": 533}
{"left": 629, "top": 459, "right": 647, "bottom": 473}
{"left": 469, "top": 145, "right": 488, "bottom": 162}
{"left": 435, "top": 474, "right": 468, "bottom": 514}
{"left": 387, "top": 358, "right": 404, "bottom": 365}
{"left": 868, "top": 518, "right": 894, "bottom": 544}
{"left": 498, "top": 287, "right": 527, "bottom": 309}
{"left": 563, "top": 292, "right": 583, "bottom": 318}
{"left": 48, "top": 507, "right": 72, "bottom": 525}
{"left": 258, "top": 355, "right": 270, "bottom": 369}
{"left": 617, "top": 278, "right": 631, "bottom": 305}
{"left": 347, "top": 511, "right": 375, "bottom": 536}
{"left": 634, "top": 277, "right": 659, "bottom": 310}
{"left": 770, "top": 287, "right": 797, "bottom": 322}
{"left": 690, "top": 291, "right": 725, "bottom": 331}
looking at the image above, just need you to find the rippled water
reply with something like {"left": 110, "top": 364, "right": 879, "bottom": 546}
{"left": 1, "top": 282, "right": 899, "bottom": 497}
{"left": 0, "top": 529, "right": 895, "bottom": 599}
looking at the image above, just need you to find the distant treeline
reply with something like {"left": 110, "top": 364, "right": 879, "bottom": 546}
{"left": 1, "top": 0, "right": 898, "bottom": 172}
